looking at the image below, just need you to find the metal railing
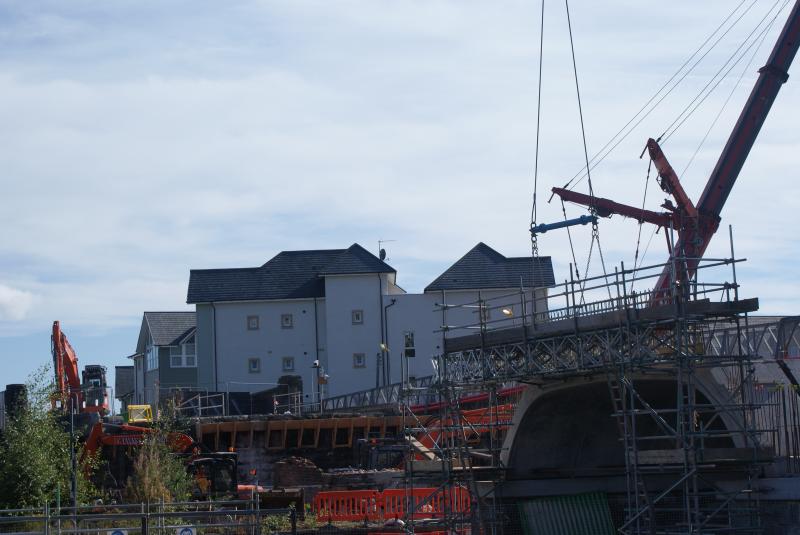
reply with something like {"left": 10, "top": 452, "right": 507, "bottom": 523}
{"left": 0, "top": 499, "right": 297, "bottom": 535}
{"left": 437, "top": 255, "right": 744, "bottom": 338}
{"left": 320, "top": 375, "right": 437, "bottom": 412}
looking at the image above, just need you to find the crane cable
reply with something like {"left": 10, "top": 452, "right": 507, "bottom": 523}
{"left": 660, "top": 0, "right": 790, "bottom": 143}
{"left": 630, "top": 159, "right": 652, "bottom": 294}
{"left": 631, "top": 0, "right": 785, "bottom": 280}
{"left": 531, "top": 0, "right": 546, "bottom": 262}
{"left": 560, "top": 0, "right": 757, "bottom": 192}
{"left": 659, "top": 0, "right": 788, "bottom": 143}
{"left": 564, "top": 0, "right": 613, "bottom": 299}
{"left": 681, "top": 9, "right": 776, "bottom": 179}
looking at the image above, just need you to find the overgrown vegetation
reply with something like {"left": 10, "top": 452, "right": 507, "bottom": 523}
{"left": 124, "top": 401, "right": 193, "bottom": 503}
{"left": 0, "top": 366, "right": 97, "bottom": 509}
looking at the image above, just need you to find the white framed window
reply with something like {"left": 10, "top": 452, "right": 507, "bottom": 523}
{"left": 247, "top": 315, "right": 260, "bottom": 330}
{"left": 248, "top": 358, "right": 261, "bottom": 373}
{"left": 281, "top": 313, "right": 293, "bottom": 329}
{"left": 146, "top": 345, "right": 158, "bottom": 371}
{"left": 404, "top": 331, "right": 416, "bottom": 358}
{"left": 282, "top": 357, "right": 295, "bottom": 372}
{"left": 351, "top": 310, "right": 364, "bottom": 325}
{"left": 184, "top": 343, "right": 196, "bottom": 367}
{"left": 169, "top": 342, "right": 197, "bottom": 368}
{"left": 353, "top": 353, "right": 366, "bottom": 368}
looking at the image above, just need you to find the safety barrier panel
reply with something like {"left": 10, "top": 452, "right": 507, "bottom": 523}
{"left": 313, "top": 490, "right": 381, "bottom": 522}
{"left": 314, "top": 487, "right": 470, "bottom": 522}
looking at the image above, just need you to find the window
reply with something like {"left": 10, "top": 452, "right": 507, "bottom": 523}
{"left": 248, "top": 358, "right": 261, "bottom": 373}
{"left": 184, "top": 344, "right": 196, "bottom": 367}
{"left": 282, "top": 357, "right": 295, "bottom": 372}
{"left": 404, "top": 331, "right": 416, "bottom": 358}
{"left": 353, "top": 353, "right": 366, "bottom": 368}
{"left": 170, "top": 346, "right": 182, "bottom": 368}
{"left": 351, "top": 310, "right": 364, "bottom": 325}
{"left": 281, "top": 313, "right": 293, "bottom": 329}
{"left": 247, "top": 315, "right": 260, "bottom": 330}
{"left": 170, "top": 342, "right": 197, "bottom": 368}
{"left": 146, "top": 345, "right": 158, "bottom": 371}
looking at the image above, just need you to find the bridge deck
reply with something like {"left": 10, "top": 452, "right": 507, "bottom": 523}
{"left": 444, "top": 297, "right": 759, "bottom": 353}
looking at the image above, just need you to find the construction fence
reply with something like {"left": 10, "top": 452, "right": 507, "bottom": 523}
{"left": 0, "top": 499, "right": 294, "bottom": 535}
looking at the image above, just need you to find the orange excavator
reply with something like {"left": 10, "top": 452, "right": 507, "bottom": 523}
{"left": 53, "top": 321, "right": 237, "bottom": 498}
{"left": 81, "top": 420, "right": 238, "bottom": 498}
{"left": 51, "top": 320, "right": 108, "bottom": 418}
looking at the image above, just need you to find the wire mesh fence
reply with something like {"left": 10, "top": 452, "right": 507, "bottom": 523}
{"left": 0, "top": 499, "right": 295, "bottom": 535}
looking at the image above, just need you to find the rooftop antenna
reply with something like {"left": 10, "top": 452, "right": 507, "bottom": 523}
{"left": 378, "top": 239, "right": 396, "bottom": 261}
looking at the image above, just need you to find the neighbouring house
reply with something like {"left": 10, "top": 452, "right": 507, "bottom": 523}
{"left": 185, "top": 242, "right": 555, "bottom": 403}
{"left": 384, "top": 242, "right": 554, "bottom": 386}
{"left": 129, "top": 311, "right": 197, "bottom": 406}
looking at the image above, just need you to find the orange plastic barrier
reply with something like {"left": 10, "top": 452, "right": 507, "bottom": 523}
{"left": 314, "top": 489, "right": 380, "bottom": 522}
{"left": 383, "top": 487, "right": 471, "bottom": 520}
{"left": 314, "top": 487, "right": 470, "bottom": 522}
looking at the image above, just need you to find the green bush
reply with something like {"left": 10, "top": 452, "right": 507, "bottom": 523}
{"left": 0, "top": 366, "right": 97, "bottom": 508}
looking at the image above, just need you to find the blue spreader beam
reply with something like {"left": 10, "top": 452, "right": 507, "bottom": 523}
{"left": 530, "top": 215, "right": 598, "bottom": 236}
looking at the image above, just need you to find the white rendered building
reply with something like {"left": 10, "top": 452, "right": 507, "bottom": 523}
{"left": 186, "top": 243, "right": 554, "bottom": 403}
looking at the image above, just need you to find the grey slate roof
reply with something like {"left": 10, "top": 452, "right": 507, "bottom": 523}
{"left": 425, "top": 242, "right": 555, "bottom": 292}
{"left": 187, "top": 243, "right": 395, "bottom": 304}
{"left": 115, "top": 366, "right": 134, "bottom": 399}
{"left": 143, "top": 311, "right": 196, "bottom": 346}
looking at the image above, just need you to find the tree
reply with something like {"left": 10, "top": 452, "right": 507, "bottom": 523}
{"left": 0, "top": 366, "right": 96, "bottom": 509}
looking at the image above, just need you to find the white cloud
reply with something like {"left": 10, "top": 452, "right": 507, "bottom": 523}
{"left": 0, "top": 284, "right": 36, "bottom": 321}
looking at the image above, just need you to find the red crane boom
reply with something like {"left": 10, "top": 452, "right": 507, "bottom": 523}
{"left": 553, "top": 1, "right": 800, "bottom": 297}
{"left": 654, "top": 0, "right": 800, "bottom": 292}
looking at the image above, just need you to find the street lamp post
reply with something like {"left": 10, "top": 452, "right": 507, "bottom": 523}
{"left": 312, "top": 361, "right": 322, "bottom": 413}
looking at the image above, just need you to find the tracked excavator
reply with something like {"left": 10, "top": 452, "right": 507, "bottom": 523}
{"left": 52, "top": 321, "right": 237, "bottom": 499}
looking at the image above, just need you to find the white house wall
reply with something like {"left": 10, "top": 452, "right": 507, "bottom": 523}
{"left": 323, "top": 274, "right": 385, "bottom": 397}
{"left": 191, "top": 278, "right": 550, "bottom": 401}
{"left": 383, "top": 292, "right": 443, "bottom": 384}
{"left": 385, "top": 288, "right": 549, "bottom": 385}
{"left": 213, "top": 299, "right": 319, "bottom": 396}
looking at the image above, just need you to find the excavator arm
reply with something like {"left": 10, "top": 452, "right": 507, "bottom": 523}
{"left": 52, "top": 321, "right": 84, "bottom": 411}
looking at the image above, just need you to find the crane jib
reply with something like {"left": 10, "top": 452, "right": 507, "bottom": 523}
{"left": 653, "top": 0, "right": 800, "bottom": 293}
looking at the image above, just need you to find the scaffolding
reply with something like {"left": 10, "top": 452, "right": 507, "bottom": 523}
{"left": 397, "top": 246, "right": 787, "bottom": 534}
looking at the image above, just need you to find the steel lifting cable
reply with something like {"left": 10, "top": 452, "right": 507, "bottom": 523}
{"left": 630, "top": 159, "right": 652, "bottom": 294}
{"left": 561, "top": 0, "right": 758, "bottom": 192}
{"left": 661, "top": 0, "right": 790, "bottom": 144}
{"left": 634, "top": 225, "right": 658, "bottom": 278}
{"left": 681, "top": 10, "right": 777, "bottom": 179}
{"left": 531, "top": 0, "right": 546, "bottom": 261}
{"left": 565, "top": 0, "right": 613, "bottom": 299}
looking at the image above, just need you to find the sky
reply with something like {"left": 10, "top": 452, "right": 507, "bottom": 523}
{"left": 1, "top": 0, "right": 799, "bottom": 395}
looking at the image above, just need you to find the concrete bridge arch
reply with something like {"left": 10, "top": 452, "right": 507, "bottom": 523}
{"left": 501, "top": 369, "right": 743, "bottom": 483}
